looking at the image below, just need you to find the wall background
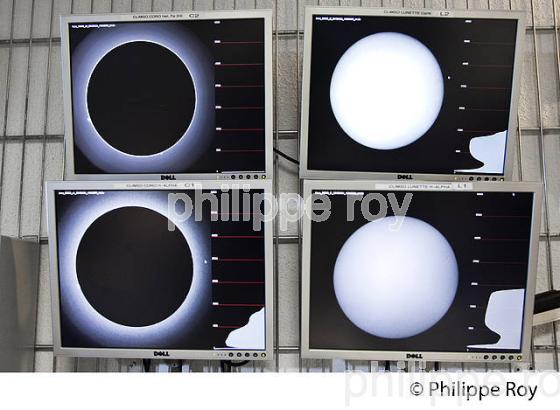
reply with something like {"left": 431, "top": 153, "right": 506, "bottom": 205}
{"left": 0, "top": 0, "right": 558, "bottom": 372}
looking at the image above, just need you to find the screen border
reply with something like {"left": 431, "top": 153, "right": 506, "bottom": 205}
{"left": 299, "top": 6, "right": 526, "bottom": 182}
{"left": 60, "top": 10, "right": 273, "bottom": 181}
{"left": 46, "top": 179, "right": 274, "bottom": 361}
{"left": 300, "top": 179, "right": 542, "bottom": 363}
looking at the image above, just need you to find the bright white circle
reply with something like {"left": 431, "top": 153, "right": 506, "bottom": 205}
{"left": 329, "top": 32, "right": 444, "bottom": 150}
{"left": 333, "top": 216, "right": 458, "bottom": 339}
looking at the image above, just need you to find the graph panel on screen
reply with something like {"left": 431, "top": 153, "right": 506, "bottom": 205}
{"left": 46, "top": 181, "right": 273, "bottom": 360}
{"left": 300, "top": 8, "right": 525, "bottom": 181}
{"left": 301, "top": 181, "right": 541, "bottom": 363}
{"left": 62, "top": 11, "right": 272, "bottom": 180}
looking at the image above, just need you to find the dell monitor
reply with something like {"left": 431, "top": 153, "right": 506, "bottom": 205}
{"left": 61, "top": 10, "right": 272, "bottom": 180}
{"left": 300, "top": 7, "right": 525, "bottom": 181}
{"left": 301, "top": 180, "right": 541, "bottom": 363}
{"left": 46, "top": 180, "right": 273, "bottom": 360}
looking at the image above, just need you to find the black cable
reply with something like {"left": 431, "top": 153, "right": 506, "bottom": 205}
{"left": 434, "top": 362, "right": 440, "bottom": 372}
{"left": 220, "top": 360, "right": 250, "bottom": 372}
{"left": 220, "top": 360, "right": 231, "bottom": 373}
{"left": 143, "top": 359, "right": 151, "bottom": 373}
{"left": 274, "top": 148, "right": 299, "bottom": 165}
{"left": 229, "top": 360, "right": 250, "bottom": 367}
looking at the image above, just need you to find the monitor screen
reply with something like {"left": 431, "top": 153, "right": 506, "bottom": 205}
{"left": 47, "top": 181, "right": 273, "bottom": 360}
{"left": 62, "top": 11, "right": 272, "bottom": 180}
{"left": 302, "top": 181, "right": 541, "bottom": 362}
{"left": 300, "top": 8, "right": 524, "bottom": 181}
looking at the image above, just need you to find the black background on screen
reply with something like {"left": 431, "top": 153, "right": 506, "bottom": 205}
{"left": 55, "top": 190, "right": 266, "bottom": 350}
{"left": 307, "top": 16, "right": 518, "bottom": 175}
{"left": 70, "top": 19, "right": 266, "bottom": 174}
{"left": 308, "top": 190, "right": 533, "bottom": 352}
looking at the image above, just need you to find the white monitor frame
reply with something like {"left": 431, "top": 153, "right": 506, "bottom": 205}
{"left": 61, "top": 10, "right": 273, "bottom": 181}
{"left": 299, "top": 7, "right": 526, "bottom": 182}
{"left": 46, "top": 180, "right": 274, "bottom": 361}
{"left": 301, "top": 179, "right": 542, "bottom": 363}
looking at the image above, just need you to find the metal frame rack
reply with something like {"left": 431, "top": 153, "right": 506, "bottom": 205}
{"left": 0, "top": 0, "right": 558, "bottom": 372}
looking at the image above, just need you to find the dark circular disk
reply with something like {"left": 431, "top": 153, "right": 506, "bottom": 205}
{"left": 76, "top": 206, "right": 193, "bottom": 327}
{"left": 87, "top": 41, "right": 196, "bottom": 156}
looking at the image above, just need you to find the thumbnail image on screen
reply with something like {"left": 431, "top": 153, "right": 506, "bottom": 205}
{"left": 307, "top": 188, "right": 536, "bottom": 354}
{"left": 67, "top": 16, "right": 267, "bottom": 175}
{"left": 304, "top": 13, "right": 521, "bottom": 177}
{"left": 53, "top": 188, "right": 267, "bottom": 352}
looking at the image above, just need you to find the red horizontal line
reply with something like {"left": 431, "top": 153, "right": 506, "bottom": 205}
{"left": 217, "top": 128, "right": 264, "bottom": 131}
{"left": 461, "top": 129, "right": 502, "bottom": 133}
{"left": 214, "top": 325, "right": 242, "bottom": 329}
{"left": 216, "top": 63, "right": 264, "bottom": 67}
{"left": 480, "top": 215, "right": 530, "bottom": 218}
{"left": 476, "top": 261, "right": 525, "bottom": 265}
{"left": 214, "top": 281, "right": 265, "bottom": 285}
{"left": 464, "top": 86, "right": 511, "bottom": 90}
{"left": 467, "top": 41, "right": 515, "bottom": 46}
{"left": 215, "top": 303, "right": 265, "bottom": 307}
{"left": 218, "top": 149, "right": 265, "bottom": 153}
{"left": 465, "top": 64, "right": 512, "bottom": 68}
{"left": 466, "top": 41, "right": 515, "bottom": 46}
{"left": 217, "top": 212, "right": 258, "bottom": 215}
{"left": 217, "top": 106, "right": 264, "bottom": 110}
{"left": 217, "top": 41, "right": 264, "bottom": 45}
{"left": 216, "top": 258, "right": 264, "bottom": 262}
{"left": 218, "top": 84, "right": 264, "bottom": 88}
{"left": 462, "top": 108, "right": 509, "bottom": 112}
{"left": 474, "top": 284, "right": 522, "bottom": 287}
{"left": 212, "top": 235, "right": 264, "bottom": 238}
{"left": 479, "top": 238, "right": 528, "bottom": 242}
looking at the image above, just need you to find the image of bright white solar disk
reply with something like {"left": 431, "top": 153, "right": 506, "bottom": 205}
{"left": 62, "top": 12, "right": 271, "bottom": 179}
{"left": 301, "top": 10, "right": 524, "bottom": 180}
{"left": 47, "top": 182, "right": 272, "bottom": 360}
{"left": 330, "top": 32, "right": 444, "bottom": 150}
{"left": 303, "top": 182, "right": 540, "bottom": 361}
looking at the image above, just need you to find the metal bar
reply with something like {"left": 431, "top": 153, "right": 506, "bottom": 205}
{"left": 38, "top": 0, "right": 56, "bottom": 374}
{"left": 530, "top": 0, "right": 559, "bottom": 371}
{"left": 273, "top": 0, "right": 280, "bottom": 374}
{"left": 0, "top": 134, "right": 64, "bottom": 141}
{"left": 297, "top": 0, "right": 303, "bottom": 374}
{"left": 32, "top": 231, "right": 560, "bottom": 246}
{"left": 3, "top": 24, "right": 560, "bottom": 47}
{"left": 33, "top": 343, "right": 560, "bottom": 354}
{"left": 0, "top": 0, "right": 16, "bottom": 237}
{"left": 16, "top": 0, "right": 36, "bottom": 239}
{"left": 4, "top": 127, "right": 560, "bottom": 142}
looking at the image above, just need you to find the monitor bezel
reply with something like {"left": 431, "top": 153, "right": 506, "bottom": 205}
{"left": 46, "top": 180, "right": 274, "bottom": 361}
{"left": 300, "top": 179, "right": 542, "bottom": 363}
{"left": 299, "top": 6, "right": 526, "bottom": 182}
{"left": 60, "top": 10, "right": 273, "bottom": 181}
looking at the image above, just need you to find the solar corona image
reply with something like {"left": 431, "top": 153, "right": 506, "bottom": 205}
{"left": 63, "top": 12, "right": 270, "bottom": 178}
{"left": 47, "top": 182, "right": 272, "bottom": 360}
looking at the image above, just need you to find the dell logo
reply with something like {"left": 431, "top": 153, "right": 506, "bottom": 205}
{"left": 406, "top": 353, "right": 423, "bottom": 359}
{"left": 161, "top": 174, "right": 176, "bottom": 181}
{"left": 397, "top": 174, "right": 413, "bottom": 180}
{"left": 153, "top": 351, "right": 170, "bottom": 357}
